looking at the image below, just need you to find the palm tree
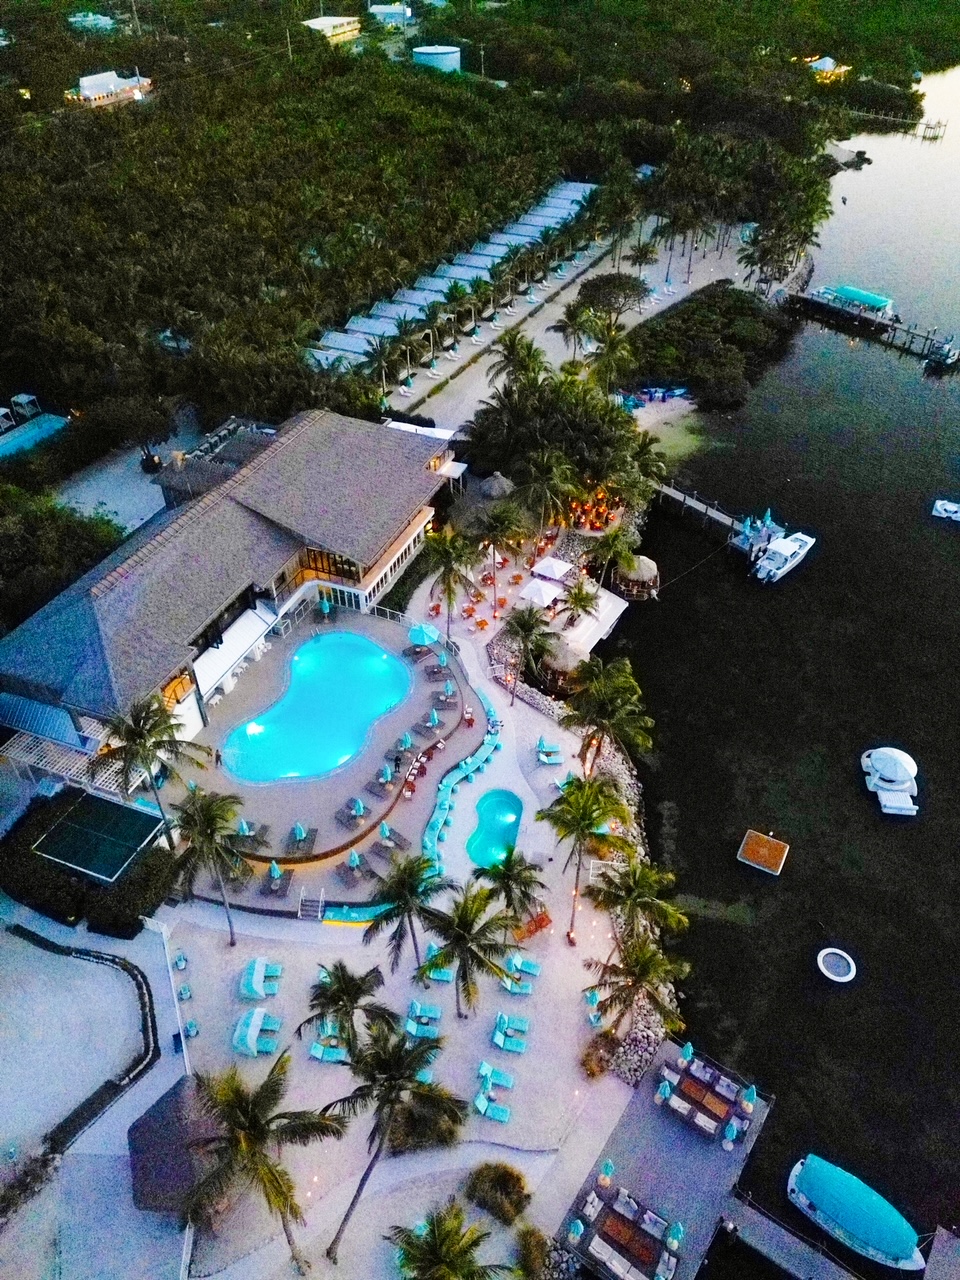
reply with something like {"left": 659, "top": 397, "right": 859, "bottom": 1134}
{"left": 556, "top": 579, "right": 600, "bottom": 629}
{"left": 585, "top": 318, "right": 635, "bottom": 395}
{"left": 173, "top": 788, "right": 260, "bottom": 946}
{"left": 501, "top": 604, "right": 556, "bottom": 704}
{"left": 584, "top": 935, "right": 690, "bottom": 1035}
{"left": 511, "top": 448, "right": 578, "bottom": 547}
{"left": 472, "top": 845, "right": 545, "bottom": 937}
{"left": 536, "top": 776, "right": 632, "bottom": 942}
{"left": 444, "top": 281, "right": 470, "bottom": 345}
{"left": 625, "top": 235, "right": 659, "bottom": 278}
{"left": 591, "top": 526, "right": 637, "bottom": 589}
{"left": 394, "top": 316, "right": 427, "bottom": 379}
{"left": 486, "top": 331, "right": 548, "bottom": 389}
{"left": 189, "top": 1052, "right": 346, "bottom": 1276}
{"left": 90, "top": 693, "right": 210, "bottom": 851}
{"left": 362, "top": 853, "right": 456, "bottom": 970}
{"left": 550, "top": 300, "right": 595, "bottom": 361}
{"left": 323, "top": 1026, "right": 467, "bottom": 1263}
{"left": 422, "top": 300, "right": 448, "bottom": 359}
{"left": 388, "top": 1197, "right": 510, "bottom": 1280}
{"left": 421, "top": 527, "right": 484, "bottom": 643}
{"left": 585, "top": 853, "right": 688, "bottom": 962}
{"left": 295, "top": 960, "right": 397, "bottom": 1058}
{"left": 476, "top": 500, "right": 531, "bottom": 613}
{"left": 418, "top": 884, "right": 514, "bottom": 1017}
{"left": 362, "top": 334, "right": 400, "bottom": 396}
{"left": 561, "top": 655, "right": 654, "bottom": 774}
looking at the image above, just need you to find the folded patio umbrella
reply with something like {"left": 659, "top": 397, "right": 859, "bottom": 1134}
{"left": 319, "top": 596, "right": 331, "bottom": 615}
{"left": 438, "top": 650, "right": 448, "bottom": 668}
{"left": 428, "top": 708, "right": 440, "bottom": 727}
{"left": 348, "top": 850, "right": 360, "bottom": 869}
{"left": 444, "top": 680, "right": 455, "bottom": 696}
{"left": 380, "top": 764, "right": 393, "bottom": 783}
{"left": 237, "top": 818, "right": 251, "bottom": 836}
{"left": 351, "top": 797, "right": 365, "bottom": 817}
{"left": 401, "top": 732, "right": 413, "bottom": 750}
{"left": 380, "top": 820, "right": 392, "bottom": 839}
{"left": 409, "top": 621, "right": 441, "bottom": 647}
{"left": 269, "top": 860, "right": 282, "bottom": 879}
{"left": 293, "top": 823, "right": 306, "bottom": 841}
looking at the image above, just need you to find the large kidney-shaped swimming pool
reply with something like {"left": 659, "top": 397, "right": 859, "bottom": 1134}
{"left": 222, "top": 632, "right": 411, "bottom": 783}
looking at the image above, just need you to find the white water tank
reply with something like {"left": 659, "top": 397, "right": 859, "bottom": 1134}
{"left": 413, "top": 44, "right": 461, "bottom": 73}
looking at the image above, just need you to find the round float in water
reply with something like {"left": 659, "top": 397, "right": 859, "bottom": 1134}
{"left": 817, "top": 947, "right": 857, "bottom": 983}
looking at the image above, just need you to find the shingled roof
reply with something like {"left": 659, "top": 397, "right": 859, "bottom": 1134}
{"left": 0, "top": 410, "right": 445, "bottom": 719}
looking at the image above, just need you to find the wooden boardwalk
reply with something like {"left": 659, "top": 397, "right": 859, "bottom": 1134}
{"left": 726, "top": 1199, "right": 857, "bottom": 1280}
{"left": 927, "top": 1228, "right": 960, "bottom": 1280}
{"left": 655, "top": 481, "right": 744, "bottom": 536}
{"left": 846, "top": 109, "right": 946, "bottom": 140}
{"left": 790, "top": 296, "right": 957, "bottom": 364}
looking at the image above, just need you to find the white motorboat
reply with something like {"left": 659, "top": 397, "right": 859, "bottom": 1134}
{"left": 861, "top": 747, "right": 919, "bottom": 815}
{"left": 753, "top": 532, "right": 815, "bottom": 583}
{"left": 932, "top": 500, "right": 960, "bottom": 521}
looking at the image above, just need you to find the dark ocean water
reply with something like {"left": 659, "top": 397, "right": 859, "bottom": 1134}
{"left": 602, "top": 69, "right": 960, "bottom": 1239}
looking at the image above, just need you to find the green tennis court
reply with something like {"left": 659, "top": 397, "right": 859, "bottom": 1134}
{"left": 34, "top": 792, "right": 164, "bottom": 884}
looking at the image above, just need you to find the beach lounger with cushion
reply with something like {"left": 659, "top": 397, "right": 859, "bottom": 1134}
{"left": 381, "top": 826, "right": 411, "bottom": 851}
{"left": 309, "top": 1043, "right": 349, "bottom": 1064}
{"left": 260, "top": 869, "right": 293, "bottom": 897}
{"left": 263, "top": 981, "right": 279, "bottom": 997}
{"left": 405, "top": 1017, "right": 440, "bottom": 1040}
{"left": 178, "top": 984, "right": 191, "bottom": 1001}
{"left": 365, "top": 777, "right": 393, "bottom": 799}
{"left": 369, "top": 841, "right": 395, "bottom": 861}
{"left": 264, "top": 963, "right": 282, "bottom": 978}
{"left": 283, "top": 827, "right": 318, "bottom": 857}
{"left": 492, "top": 1029, "right": 526, "bottom": 1054}
{"left": 478, "top": 1061, "right": 514, "bottom": 1089}
{"left": 501, "top": 976, "right": 533, "bottom": 996}
{"left": 409, "top": 1000, "right": 442, "bottom": 1022}
{"left": 260, "top": 1014, "right": 283, "bottom": 1032}
{"left": 425, "top": 942, "right": 454, "bottom": 982}
{"left": 256, "top": 1036, "right": 278, "bottom": 1054}
{"left": 403, "top": 645, "right": 431, "bottom": 662}
{"left": 508, "top": 954, "right": 542, "bottom": 977}
{"left": 496, "top": 1011, "right": 529, "bottom": 1034}
{"left": 474, "top": 1091, "right": 511, "bottom": 1123}
{"left": 414, "top": 721, "right": 444, "bottom": 740}
{"left": 184, "top": 1020, "right": 199, "bottom": 1038}
{"left": 589, "top": 1010, "right": 603, "bottom": 1028}
{"left": 538, "top": 750, "right": 564, "bottom": 766}
{"left": 334, "top": 806, "right": 366, "bottom": 828}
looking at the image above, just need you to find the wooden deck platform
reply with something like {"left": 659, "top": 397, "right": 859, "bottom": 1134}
{"left": 726, "top": 1199, "right": 858, "bottom": 1280}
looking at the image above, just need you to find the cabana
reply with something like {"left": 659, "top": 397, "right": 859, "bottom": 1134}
{"left": 320, "top": 330, "right": 375, "bottom": 355}
{"left": 520, "top": 578, "right": 562, "bottom": 608}
{"left": 533, "top": 555, "right": 574, "bottom": 582}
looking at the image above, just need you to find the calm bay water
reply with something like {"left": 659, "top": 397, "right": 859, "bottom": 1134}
{"left": 605, "top": 69, "right": 960, "bottom": 1233}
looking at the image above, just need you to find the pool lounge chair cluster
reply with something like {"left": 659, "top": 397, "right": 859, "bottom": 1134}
{"left": 406, "top": 998, "right": 442, "bottom": 1040}
{"left": 239, "top": 957, "right": 283, "bottom": 1001}
{"left": 503, "top": 952, "right": 542, "bottom": 997}
{"left": 491, "top": 1010, "right": 528, "bottom": 1053}
{"left": 232, "top": 1006, "right": 281, "bottom": 1057}
{"left": 537, "top": 736, "right": 565, "bottom": 766}
{"left": 474, "top": 1059, "right": 514, "bottom": 1123}
{"left": 283, "top": 825, "right": 318, "bottom": 857}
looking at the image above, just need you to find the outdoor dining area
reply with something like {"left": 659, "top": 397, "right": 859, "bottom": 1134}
{"left": 654, "top": 1043, "right": 757, "bottom": 1147}
{"left": 567, "top": 1163, "right": 683, "bottom": 1280}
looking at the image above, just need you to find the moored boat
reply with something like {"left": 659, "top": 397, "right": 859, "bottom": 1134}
{"left": 753, "top": 532, "right": 815, "bottom": 582}
{"left": 788, "top": 1155, "right": 926, "bottom": 1270}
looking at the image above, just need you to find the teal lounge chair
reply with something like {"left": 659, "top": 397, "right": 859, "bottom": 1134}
{"left": 425, "top": 942, "right": 454, "bottom": 983}
{"left": 478, "top": 1061, "right": 514, "bottom": 1089}
{"left": 174, "top": 952, "right": 187, "bottom": 970}
{"left": 310, "top": 1043, "right": 349, "bottom": 1064}
{"left": 264, "top": 963, "right": 283, "bottom": 979}
{"left": 263, "top": 981, "right": 280, "bottom": 997}
{"left": 538, "top": 750, "right": 564, "bottom": 766}
{"left": 317, "top": 1015, "right": 339, "bottom": 1039}
{"left": 405, "top": 1017, "right": 440, "bottom": 1040}
{"left": 409, "top": 999, "right": 442, "bottom": 1021}
{"left": 474, "top": 1091, "right": 511, "bottom": 1123}
{"left": 184, "top": 1020, "right": 199, "bottom": 1038}
{"left": 492, "top": 1029, "right": 526, "bottom": 1054}
{"left": 538, "top": 737, "right": 562, "bottom": 755}
{"left": 178, "top": 984, "right": 192, "bottom": 1001}
{"left": 589, "top": 1010, "right": 603, "bottom": 1028}
{"left": 496, "top": 1011, "right": 529, "bottom": 1034}
{"left": 256, "top": 1036, "right": 277, "bottom": 1054}
{"left": 501, "top": 975, "right": 533, "bottom": 996}
{"left": 261, "top": 1013, "right": 283, "bottom": 1032}
{"left": 509, "top": 954, "right": 542, "bottom": 977}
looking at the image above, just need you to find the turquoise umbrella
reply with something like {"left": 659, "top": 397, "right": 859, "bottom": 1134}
{"left": 348, "top": 850, "right": 360, "bottom": 869}
{"left": 438, "top": 650, "right": 448, "bottom": 668}
{"left": 656, "top": 1081, "right": 672, "bottom": 1102}
{"left": 723, "top": 1122, "right": 738, "bottom": 1145}
{"left": 319, "top": 596, "right": 331, "bottom": 615}
{"left": 351, "top": 797, "right": 365, "bottom": 817}
{"left": 237, "top": 817, "right": 251, "bottom": 836}
{"left": 293, "top": 823, "right": 306, "bottom": 841}
{"left": 742, "top": 1084, "right": 757, "bottom": 1106}
{"left": 665, "top": 1222, "right": 685, "bottom": 1252}
{"left": 409, "top": 622, "right": 441, "bottom": 646}
{"left": 428, "top": 707, "right": 440, "bottom": 727}
{"left": 380, "top": 820, "right": 391, "bottom": 839}
{"left": 444, "top": 680, "right": 455, "bottom": 697}
{"left": 380, "top": 764, "right": 392, "bottom": 784}
{"left": 269, "top": 860, "right": 282, "bottom": 880}
{"left": 401, "top": 732, "right": 413, "bottom": 750}
{"left": 742, "top": 516, "right": 752, "bottom": 537}
{"left": 762, "top": 508, "right": 773, "bottom": 526}
{"left": 680, "top": 1041, "right": 694, "bottom": 1063}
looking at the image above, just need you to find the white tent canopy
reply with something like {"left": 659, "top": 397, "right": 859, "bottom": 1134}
{"left": 520, "top": 578, "right": 562, "bottom": 608}
{"left": 533, "top": 555, "right": 574, "bottom": 582}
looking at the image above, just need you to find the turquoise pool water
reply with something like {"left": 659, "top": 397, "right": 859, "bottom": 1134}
{"left": 222, "top": 632, "right": 411, "bottom": 783}
{"left": 466, "top": 788, "right": 523, "bottom": 868}
{"left": 0, "top": 413, "right": 70, "bottom": 458}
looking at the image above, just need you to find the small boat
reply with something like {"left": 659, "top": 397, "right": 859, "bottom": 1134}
{"left": 932, "top": 499, "right": 960, "bottom": 521}
{"left": 753, "top": 532, "right": 815, "bottom": 582}
{"left": 924, "top": 338, "right": 959, "bottom": 370}
{"left": 788, "top": 1155, "right": 926, "bottom": 1270}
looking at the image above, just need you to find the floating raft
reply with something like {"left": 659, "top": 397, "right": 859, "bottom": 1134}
{"left": 737, "top": 829, "right": 789, "bottom": 876}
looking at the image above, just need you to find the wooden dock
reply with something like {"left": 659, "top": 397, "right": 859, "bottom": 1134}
{"left": 655, "top": 481, "right": 744, "bottom": 536}
{"left": 846, "top": 109, "right": 946, "bottom": 141}
{"left": 790, "top": 295, "right": 956, "bottom": 364}
{"left": 725, "top": 1198, "right": 859, "bottom": 1280}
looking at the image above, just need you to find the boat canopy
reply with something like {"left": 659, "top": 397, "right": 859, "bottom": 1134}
{"left": 832, "top": 286, "right": 893, "bottom": 312}
{"left": 795, "top": 1156, "right": 919, "bottom": 1263}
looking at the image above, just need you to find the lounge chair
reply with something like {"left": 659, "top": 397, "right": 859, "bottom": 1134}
{"left": 178, "top": 984, "right": 191, "bottom": 1001}
{"left": 335, "top": 862, "right": 361, "bottom": 887}
{"left": 174, "top": 952, "right": 187, "bottom": 970}
{"left": 256, "top": 1036, "right": 278, "bottom": 1054}
{"left": 183, "top": 1020, "right": 199, "bottom": 1038}
{"left": 409, "top": 999, "right": 442, "bottom": 1021}
{"left": 588, "top": 1010, "right": 603, "bottom": 1028}
{"left": 478, "top": 1061, "right": 514, "bottom": 1089}
{"left": 414, "top": 721, "right": 444, "bottom": 740}
{"left": 334, "top": 805, "right": 366, "bottom": 828}
{"left": 263, "top": 981, "right": 280, "bottom": 997}
{"left": 261, "top": 1013, "right": 283, "bottom": 1032}
{"left": 264, "top": 963, "right": 282, "bottom": 978}
{"left": 538, "top": 737, "right": 562, "bottom": 755}
{"left": 538, "top": 750, "right": 564, "bottom": 766}
{"left": 496, "top": 1011, "right": 529, "bottom": 1034}
{"left": 381, "top": 826, "right": 411, "bottom": 852}
{"left": 426, "top": 669, "right": 449, "bottom": 683}
{"left": 260, "top": 869, "right": 293, "bottom": 898}
{"left": 403, "top": 645, "right": 430, "bottom": 662}
{"left": 501, "top": 976, "right": 533, "bottom": 996}
{"left": 237, "top": 823, "right": 271, "bottom": 852}
{"left": 474, "top": 1091, "right": 511, "bottom": 1123}
{"left": 365, "top": 776, "right": 393, "bottom": 799}
{"left": 283, "top": 827, "right": 317, "bottom": 857}
{"left": 492, "top": 1029, "right": 526, "bottom": 1054}
{"left": 405, "top": 1017, "right": 440, "bottom": 1040}
{"left": 425, "top": 942, "right": 454, "bottom": 982}
{"left": 508, "top": 954, "right": 542, "bottom": 977}
{"left": 369, "top": 841, "right": 395, "bottom": 861}
{"left": 309, "top": 1043, "right": 349, "bottom": 1064}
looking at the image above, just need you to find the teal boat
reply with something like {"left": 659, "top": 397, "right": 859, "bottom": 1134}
{"left": 808, "top": 285, "right": 895, "bottom": 320}
{"left": 788, "top": 1155, "right": 925, "bottom": 1270}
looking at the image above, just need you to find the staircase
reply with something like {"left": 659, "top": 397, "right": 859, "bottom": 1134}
{"left": 297, "top": 888, "right": 326, "bottom": 921}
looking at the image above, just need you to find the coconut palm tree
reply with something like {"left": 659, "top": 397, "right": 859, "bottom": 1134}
{"left": 486, "top": 332, "right": 548, "bottom": 389}
{"left": 362, "top": 334, "right": 401, "bottom": 395}
{"left": 470, "top": 277, "right": 493, "bottom": 326}
{"left": 172, "top": 788, "right": 260, "bottom": 946}
{"left": 188, "top": 1052, "right": 346, "bottom": 1276}
{"left": 418, "top": 884, "right": 514, "bottom": 1017}
{"left": 536, "top": 776, "right": 632, "bottom": 942}
{"left": 550, "top": 300, "right": 595, "bottom": 361}
{"left": 585, "top": 853, "right": 688, "bottom": 962}
{"left": 362, "top": 852, "right": 456, "bottom": 970}
{"left": 394, "top": 316, "right": 427, "bottom": 379}
{"left": 295, "top": 960, "right": 397, "bottom": 1058}
{"left": 511, "top": 448, "right": 578, "bottom": 547}
{"left": 561, "top": 655, "right": 654, "bottom": 775}
{"left": 625, "top": 235, "right": 659, "bottom": 278}
{"left": 476, "top": 500, "right": 531, "bottom": 612}
{"left": 323, "top": 1026, "right": 467, "bottom": 1263}
{"left": 90, "top": 694, "right": 210, "bottom": 851}
{"left": 388, "top": 1197, "right": 510, "bottom": 1280}
{"left": 472, "top": 846, "right": 546, "bottom": 937}
{"left": 421, "top": 526, "right": 484, "bottom": 642}
{"left": 555, "top": 579, "right": 600, "bottom": 629}
{"left": 501, "top": 604, "right": 556, "bottom": 703}
{"left": 584, "top": 936, "right": 690, "bottom": 1035}
{"left": 585, "top": 318, "right": 635, "bottom": 395}
{"left": 444, "top": 281, "right": 470, "bottom": 345}
{"left": 591, "top": 526, "right": 637, "bottom": 589}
